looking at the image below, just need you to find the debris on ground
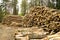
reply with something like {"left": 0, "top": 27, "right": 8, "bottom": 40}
{"left": 2, "top": 15, "right": 23, "bottom": 27}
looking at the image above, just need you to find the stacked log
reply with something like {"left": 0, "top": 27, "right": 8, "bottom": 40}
{"left": 15, "top": 28, "right": 48, "bottom": 40}
{"left": 41, "top": 32, "right": 60, "bottom": 40}
{"left": 2, "top": 6, "right": 60, "bottom": 33}
{"left": 2, "top": 15, "right": 23, "bottom": 27}
{"left": 23, "top": 6, "right": 60, "bottom": 33}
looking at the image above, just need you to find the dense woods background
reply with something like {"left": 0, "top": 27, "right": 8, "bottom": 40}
{"left": 0, "top": 0, "right": 60, "bottom": 22}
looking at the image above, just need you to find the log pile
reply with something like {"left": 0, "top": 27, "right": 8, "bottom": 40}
{"left": 15, "top": 28, "right": 48, "bottom": 40}
{"left": 2, "top": 6, "right": 60, "bottom": 34}
{"left": 41, "top": 32, "right": 60, "bottom": 40}
{"left": 2, "top": 15, "right": 23, "bottom": 27}
{"left": 23, "top": 6, "right": 60, "bottom": 33}
{"left": 15, "top": 28, "right": 60, "bottom": 40}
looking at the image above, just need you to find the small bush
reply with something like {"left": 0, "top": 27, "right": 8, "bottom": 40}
{"left": 18, "top": 13, "right": 25, "bottom": 16}
{"left": 0, "top": 13, "right": 4, "bottom": 22}
{"left": 0, "top": 6, "right": 6, "bottom": 22}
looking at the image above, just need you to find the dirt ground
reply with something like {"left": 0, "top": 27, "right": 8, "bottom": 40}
{"left": 0, "top": 24, "right": 16, "bottom": 40}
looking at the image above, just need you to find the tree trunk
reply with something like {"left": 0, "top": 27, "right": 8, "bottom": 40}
{"left": 13, "top": 0, "right": 18, "bottom": 15}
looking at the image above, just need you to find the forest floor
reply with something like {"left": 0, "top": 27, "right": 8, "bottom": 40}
{"left": 1, "top": 23, "right": 60, "bottom": 40}
{"left": 0, "top": 24, "right": 16, "bottom": 40}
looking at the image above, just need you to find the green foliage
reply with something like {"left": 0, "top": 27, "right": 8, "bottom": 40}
{"left": 34, "top": 0, "right": 40, "bottom": 6}
{"left": 19, "top": 13, "right": 25, "bottom": 16}
{"left": 48, "top": 1, "right": 55, "bottom": 8}
{"left": 48, "top": 0, "right": 60, "bottom": 9}
{"left": 56, "top": 0, "right": 60, "bottom": 9}
{"left": 29, "top": 0, "right": 40, "bottom": 8}
{"left": 0, "top": 5, "right": 5, "bottom": 22}
{"left": 21, "top": 0, "right": 28, "bottom": 15}
{"left": 0, "top": 3, "right": 8, "bottom": 22}
{"left": 3, "top": 0, "right": 9, "bottom": 2}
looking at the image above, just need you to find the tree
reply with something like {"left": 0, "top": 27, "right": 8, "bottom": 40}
{"left": 13, "top": 0, "right": 18, "bottom": 15}
{"left": 48, "top": 0, "right": 60, "bottom": 9}
{"left": 30, "top": 0, "right": 35, "bottom": 7}
{"left": 21, "top": 0, "right": 28, "bottom": 15}
{"left": 56, "top": 0, "right": 60, "bottom": 9}
{"left": 3, "top": 0, "right": 18, "bottom": 15}
{"left": 3, "top": 0, "right": 9, "bottom": 15}
{"left": 48, "top": 0, "right": 55, "bottom": 8}
{"left": 0, "top": 3, "right": 6, "bottom": 22}
{"left": 34, "top": 0, "right": 40, "bottom": 6}
{"left": 29, "top": 0, "right": 41, "bottom": 7}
